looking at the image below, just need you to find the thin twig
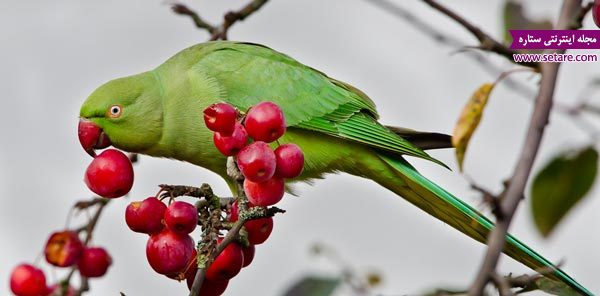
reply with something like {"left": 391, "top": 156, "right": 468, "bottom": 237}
{"left": 364, "top": 0, "right": 600, "bottom": 140}
{"left": 420, "top": 0, "right": 539, "bottom": 69}
{"left": 171, "top": 0, "right": 270, "bottom": 41}
{"left": 468, "top": 1, "right": 583, "bottom": 295}
{"left": 171, "top": 4, "right": 218, "bottom": 34}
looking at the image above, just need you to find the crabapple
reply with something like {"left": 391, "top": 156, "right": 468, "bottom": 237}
{"left": 77, "top": 247, "right": 112, "bottom": 278}
{"left": 125, "top": 197, "right": 167, "bottom": 234}
{"left": 274, "top": 143, "right": 304, "bottom": 178}
{"left": 204, "top": 103, "right": 237, "bottom": 135}
{"left": 205, "top": 238, "right": 244, "bottom": 281}
{"left": 213, "top": 122, "right": 248, "bottom": 156}
{"left": 9, "top": 264, "right": 47, "bottom": 296}
{"left": 84, "top": 149, "right": 134, "bottom": 198}
{"left": 44, "top": 231, "right": 84, "bottom": 267}
{"left": 164, "top": 201, "right": 198, "bottom": 234}
{"left": 244, "top": 177, "right": 285, "bottom": 206}
{"left": 244, "top": 101, "right": 286, "bottom": 142}
{"left": 236, "top": 141, "right": 276, "bottom": 182}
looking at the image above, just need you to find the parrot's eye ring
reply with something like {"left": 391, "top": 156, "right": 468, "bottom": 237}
{"left": 108, "top": 105, "right": 122, "bottom": 118}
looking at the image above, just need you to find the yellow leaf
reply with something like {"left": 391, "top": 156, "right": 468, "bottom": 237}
{"left": 452, "top": 83, "right": 495, "bottom": 171}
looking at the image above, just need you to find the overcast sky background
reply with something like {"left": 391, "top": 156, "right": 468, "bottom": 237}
{"left": 1, "top": 0, "right": 599, "bottom": 295}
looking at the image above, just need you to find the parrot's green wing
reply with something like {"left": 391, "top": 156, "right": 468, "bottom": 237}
{"left": 187, "top": 42, "right": 445, "bottom": 166}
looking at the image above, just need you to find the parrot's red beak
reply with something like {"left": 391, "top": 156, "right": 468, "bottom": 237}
{"left": 78, "top": 118, "right": 112, "bottom": 157}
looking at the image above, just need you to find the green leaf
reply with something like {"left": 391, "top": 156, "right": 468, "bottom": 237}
{"left": 531, "top": 147, "right": 598, "bottom": 237}
{"left": 282, "top": 276, "right": 341, "bottom": 296}
{"left": 452, "top": 83, "right": 495, "bottom": 171}
{"left": 533, "top": 277, "right": 582, "bottom": 296}
{"left": 502, "top": 0, "right": 552, "bottom": 45}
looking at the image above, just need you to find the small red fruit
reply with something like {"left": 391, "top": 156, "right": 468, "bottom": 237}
{"left": 84, "top": 149, "right": 134, "bottom": 198}
{"left": 146, "top": 230, "right": 195, "bottom": 276}
{"left": 205, "top": 238, "right": 244, "bottom": 281}
{"left": 10, "top": 264, "right": 47, "bottom": 296}
{"left": 593, "top": 0, "right": 600, "bottom": 28}
{"left": 46, "top": 284, "right": 75, "bottom": 296}
{"left": 186, "top": 270, "right": 229, "bottom": 296}
{"left": 125, "top": 197, "right": 167, "bottom": 234}
{"left": 245, "top": 217, "right": 273, "bottom": 245}
{"left": 204, "top": 103, "right": 237, "bottom": 135}
{"left": 274, "top": 143, "right": 304, "bottom": 178}
{"left": 44, "top": 231, "right": 84, "bottom": 267}
{"left": 228, "top": 202, "right": 274, "bottom": 245}
{"left": 77, "top": 247, "right": 112, "bottom": 278}
{"left": 244, "top": 177, "right": 285, "bottom": 206}
{"left": 241, "top": 245, "right": 255, "bottom": 267}
{"left": 236, "top": 141, "right": 276, "bottom": 182}
{"left": 165, "top": 201, "right": 198, "bottom": 234}
{"left": 244, "top": 101, "right": 286, "bottom": 142}
{"left": 213, "top": 122, "right": 248, "bottom": 156}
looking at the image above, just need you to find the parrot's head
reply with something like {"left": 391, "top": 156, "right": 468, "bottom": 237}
{"left": 79, "top": 71, "right": 163, "bottom": 157}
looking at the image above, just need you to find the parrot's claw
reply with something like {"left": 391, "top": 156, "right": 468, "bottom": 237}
{"left": 226, "top": 157, "right": 244, "bottom": 181}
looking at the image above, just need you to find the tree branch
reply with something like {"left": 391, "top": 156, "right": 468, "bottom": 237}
{"left": 188, "top": 158, "right": 284, "bottom": 296}
{"left": 420, "top": 0, "right": 539, "bottom": 69}
{"left": 171, "top": 0, "right": 270, "bottom": 41}
{"left": 468, "top": 1, "right": 583, "bottom": 295}
{"left": 365, "top": 0, "right": 600, "bottom": 141}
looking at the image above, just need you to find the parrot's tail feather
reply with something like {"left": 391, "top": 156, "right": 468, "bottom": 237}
{"left": 377, "top": 154, "right": 592, "bottom": 296}
{"left": 385, "top": 126, "right": 453, "bottom": 150}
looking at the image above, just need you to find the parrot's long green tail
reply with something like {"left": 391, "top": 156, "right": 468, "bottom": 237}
{"left": 377, "top": 154, "right": 592, "bottom": 296}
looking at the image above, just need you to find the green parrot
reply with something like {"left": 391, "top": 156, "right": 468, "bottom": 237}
{"left": 79, "top": 41, "right": 591, "bottom": 295}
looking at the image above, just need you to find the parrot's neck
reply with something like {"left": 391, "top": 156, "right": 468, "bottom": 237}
{"left": 144, "top": 67, "right": 229, "bottom": 177}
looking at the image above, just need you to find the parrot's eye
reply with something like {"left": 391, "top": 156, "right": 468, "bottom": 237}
{"left": 108, "top": 105, "right": 122, "bottom": 118}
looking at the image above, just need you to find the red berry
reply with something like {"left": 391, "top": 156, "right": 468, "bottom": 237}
{"left": 44, "top": 231, "right": 84, "bottom": 267}
{"left": 245, "top": 217, "right": 274, "bottom": 245}
{"left": 77, "top": 247, "right": 112, "bottom": 278}
{"left": 146, "top": 230, "right": 195, "bottom": 276}
{"left": 244, "top": 102, "right": 286, "bottom": 142}
{"left": 213, "top": 122, "right": 248, "bottom": 156}
{"left": 274, "top": 143, "right": 304, "bottom": 178}
{"left": 594, "top": 0, "right": 600, "bottom": 28}
{"left": 241, "top": 245, "right": 255, "bottom": 267}
{"left": 244, "top": 177, "right": 285, "bottom": 206}
{"left": 165, "top": 201, "right": 198, "bottom": 234}
{"left": 10, "top": 264, "right": 47, "bottom": 296}
{"left": 186, "top": 269, "right": 229, "bottom": 296}
{"left": 84, "top": 149, "right": 134, "bottom": 198}
{"left": 125, "top": 197, "right": 167, "bottom": 234}
{"left": 166, "top": 248, "right": 197, "bottom": 281}
{"left": 228, "top": 202, "right": 274, "bottom": 245}
{"left": 46, "top": 284, "right": 75, "bottom": 296}
{"left": 205, "top": 238, "right": 244, "bottom": 281}
{"left": 204, "top": 103, "right": 237, "bottom": 135}
{"left": 236, "top": 141, "right": 277, "bottom": 182}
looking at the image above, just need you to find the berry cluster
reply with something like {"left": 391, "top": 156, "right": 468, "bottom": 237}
{"left": 205, "top": 101, "right": 305, "bottom": 206}
{"left": 10, "top": 148, "right": 134, "bottom": 296}
{"left": 125, "top": 198, "right": 199, "bottom": 280}
{"left": 123, "top": 197, "right": 259, "bottom": 295}
{"left": 10, "top": 101, "right": 302, "bottom": 296}
{"left": 9, "top": 231, "right": 112, "bottom": 296}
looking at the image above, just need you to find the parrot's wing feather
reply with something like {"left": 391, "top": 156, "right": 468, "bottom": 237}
{"left": 189, "top": 42, "right": 443, "bottom": 166}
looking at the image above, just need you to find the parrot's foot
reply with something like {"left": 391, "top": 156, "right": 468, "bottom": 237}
{"left": 156, "top": 183, "right": 214, "bottom": 201}
{"left": 226, "top": 156, "right": 244, "bottom": 181}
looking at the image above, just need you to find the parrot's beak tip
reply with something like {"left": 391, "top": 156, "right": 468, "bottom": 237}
{"left": 78, "top": 118, "right": 111, "bottom": 158}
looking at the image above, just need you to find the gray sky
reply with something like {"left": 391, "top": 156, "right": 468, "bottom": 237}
{"left": 1, "top": 0, "right": 599, "bottom": 295}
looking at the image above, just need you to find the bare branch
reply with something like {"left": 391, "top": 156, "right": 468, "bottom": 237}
{"left": 171, "top": 4, "right": 218, "bottom": 35}
{"left": 420, "top": 0, "right": 539, "bottom": 69}
{"left": 468, "top": 1, "right": 584, "bottom": 295}
{"left": 171, "top": 0, "right": 270, "bottom": 41}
